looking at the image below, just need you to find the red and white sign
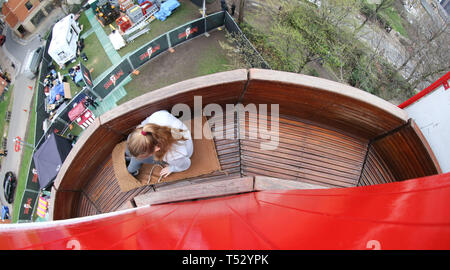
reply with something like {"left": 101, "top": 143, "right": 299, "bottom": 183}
{"left": 178, "top": 26, "right": 198, "bottom": 40}
{"left": 139, "top": 44, "right": 161, "bottom": 61}
{"left": 103, "top": 69, "right": 125, "bottom": 90}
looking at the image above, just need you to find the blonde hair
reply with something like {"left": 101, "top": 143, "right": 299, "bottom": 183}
{"left": 127, "top": 123, "right": 187, "bottom": 160}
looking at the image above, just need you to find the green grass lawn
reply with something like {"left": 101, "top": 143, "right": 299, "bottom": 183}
{"left": 55, "top": 33, "right": 113, "bottom": 97}
{"left": 360, "top": 0, "right": 408, "bottom": 37}
{"left": 82, "top": 33, "right": 113, "bottom": 79}
{"left": 379, "top": 7, "right": 408, "bottom": 37}
{"left": 78, "top": 11, "right": 92, "bottom": 36}
{"left": 196, "top": 43, "right": 232, "bottom": 75}
{"left": 0, "top": 85, "right": 13, "bottom": 142}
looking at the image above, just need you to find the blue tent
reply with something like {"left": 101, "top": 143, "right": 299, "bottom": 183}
{"left": 154, "top": 0, "right": 180, "bottom": 21}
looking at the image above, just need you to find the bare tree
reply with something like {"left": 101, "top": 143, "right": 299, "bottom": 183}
{"left": 318, "top": 0, "right": 361, "bottom": 29}
{"left": 395, "top": 18, "right": 449, "bottom": 90}
{"left": 354, "top": 0, "right": 395, "bottom": 33}
{"left": 238, "top": 0, "right": 246, "bottom": 24}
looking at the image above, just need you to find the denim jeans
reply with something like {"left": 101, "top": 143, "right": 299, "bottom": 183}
{"left": 125, "top": 147, "right": 164, "bottom": 174}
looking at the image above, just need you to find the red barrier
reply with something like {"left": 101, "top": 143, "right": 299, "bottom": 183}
{"left": 398, "top": 71, "right": 450, "bottom": 109}
{"left": 0, "top": 173, "right": 449, "bottom": 250}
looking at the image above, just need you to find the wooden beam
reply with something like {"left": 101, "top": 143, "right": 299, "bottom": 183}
{"left": 244, "top": 69, "right": 409, "bottom": 140}
{"left": 254, "top": 176, "right": 328, "bottom": 191}
{"left": 134, "top": 177, "right": 254, "bottom": 206}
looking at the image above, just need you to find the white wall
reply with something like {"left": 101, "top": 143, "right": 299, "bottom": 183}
{"left": 404, "top": 82, "right": 450, "bottom": 173}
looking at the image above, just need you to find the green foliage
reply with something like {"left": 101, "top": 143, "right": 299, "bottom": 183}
{"left": 306, "top": 67, "right": 320, "bottom": 77}
{"left": 266, "top": 3, "right": 345, "bottom": 72}
{"left": 349, "top": 56, "right": 379, "bottom": 94}
{"left": 360, "top": 1, "right": 376, "bottom": 19}
{"left": 349, "top": 53, "right": 414, "bottom": 101}
{"left": 240, "top": 22, "right": 285, "bottom": 70}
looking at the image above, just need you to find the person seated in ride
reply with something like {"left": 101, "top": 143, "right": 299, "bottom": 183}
{"left": 126, "top": 110, "right": 193, "bottom": 178}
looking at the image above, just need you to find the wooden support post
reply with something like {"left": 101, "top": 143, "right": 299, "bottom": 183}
{"left": 134, "top": 177, "right": 254, "bottom": 206}
{"left": 238, "top": 0, "right": 246, "bottom": 24}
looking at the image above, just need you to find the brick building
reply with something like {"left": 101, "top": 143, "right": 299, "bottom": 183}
{"left": 1, "top": 0, "right": 58, "bottom": 38}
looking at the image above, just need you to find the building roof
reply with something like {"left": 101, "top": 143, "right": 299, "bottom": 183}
{"left": 1, "top": 0, "right": 39, "bottom": 28}
{"left": 1, "top": 3, "right": 19, "bottom": 28}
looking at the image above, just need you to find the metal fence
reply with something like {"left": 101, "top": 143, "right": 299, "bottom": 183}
{"left": 224, "top": 12, "right": 270, "bottom": 69}
{"left": 17, "top": 10, "right": 269, "bottom": 222}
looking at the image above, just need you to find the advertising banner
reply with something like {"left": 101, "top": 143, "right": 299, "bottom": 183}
{"left": 35, "top": 120, "right": 67, "bottom": 149}
{"left": 92, "top": 60, "right": 133, "bottom": 98}
{"left": 26, "top": 160, "right": 41, "bottom": 192}
{"left": 48, "top": 119, "right": 67, "bottom": 135}
{"left": 18, "top": 190, "right": 39, "bottom": 221}
{"left": 129, "top": 34, "right": 169, "bottom": 68}
{"left": 168, "top": 18, "right": 206, "bottom": 48}
{"left": 224, "top": 11, "right": 240, "bottom": 34}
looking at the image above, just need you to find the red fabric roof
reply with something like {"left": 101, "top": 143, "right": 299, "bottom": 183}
{"left": 68, "top": 101, "right": 86, "bottom": 122}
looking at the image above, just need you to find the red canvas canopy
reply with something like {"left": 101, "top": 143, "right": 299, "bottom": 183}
{"left": 68, "top": 100, "right": 86, "bottom": 122}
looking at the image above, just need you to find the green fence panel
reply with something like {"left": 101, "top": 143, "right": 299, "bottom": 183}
{"left": 206, "top": 11, "right": 225, "bottom": 32}
{"left": 129, "top": 34, "right": 170, "bottom": 69}
{"left": 92, "top": 60, "right": 133, "bottom": 99}
{"left": 168, "top": 17, "right": 206, "bottom": 48}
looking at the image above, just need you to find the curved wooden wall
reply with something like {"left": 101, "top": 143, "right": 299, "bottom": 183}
{"left": 242, "top": 69, "right": 409, "bottom": 140}
{"left": 51, "top": 69, "right": 441, "bottom": 220}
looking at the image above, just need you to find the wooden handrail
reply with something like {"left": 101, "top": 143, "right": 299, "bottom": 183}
{"left": 50, "top": 69, "right": 441, "bottom": 220}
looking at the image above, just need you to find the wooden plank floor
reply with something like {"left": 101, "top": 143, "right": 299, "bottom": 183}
{"left": 77, "top": 113, "right": 241, "bottom": 217}
{"left": 241, "top": 114, "right": 368, "bottom": 188}
{"left": 76, "top": 113, "right": 395, "bottom": 217}
{"left": 358, "top": 147, "right": 396, "bottom": 186}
